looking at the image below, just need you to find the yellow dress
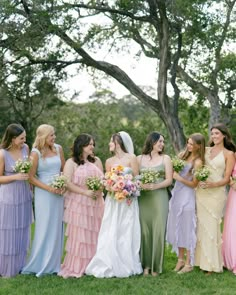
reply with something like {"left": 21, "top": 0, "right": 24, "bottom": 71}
{"left": 195, "top": 148, "right": 226, "bottom": 272}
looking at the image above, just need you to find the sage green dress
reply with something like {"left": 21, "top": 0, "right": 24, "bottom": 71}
{"left": 138, "top": 163, "right": 169, "bottom": 274}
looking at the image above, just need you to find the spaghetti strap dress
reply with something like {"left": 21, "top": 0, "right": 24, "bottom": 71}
{"left": 0, "top": 144, "right": 33, "bottom": 277}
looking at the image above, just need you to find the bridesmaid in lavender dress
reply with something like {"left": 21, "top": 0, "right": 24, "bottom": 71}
{"left": 0, "top": 124, "right": 32, "bottom": 277}
{"left": 166, "top": 133, "right": 205, "bottom": 274}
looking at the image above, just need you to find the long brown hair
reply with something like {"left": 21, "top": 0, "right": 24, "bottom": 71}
{"left": 209, "top": 123, "right": 236, "bottom": 152}
{"left": 72, "top": 133, "right": 95, "bottom": 166}
{"left": 142, "top": 131, "right": 164, "bottom": 157}
{"left": 111, "top": 133, "right": 128, "bottom": 153}
{"left": 180, "top": 133, "right": 206, "bottom": 173}
{"left": 0, "top": 124, "right": 25, "bottom": 150}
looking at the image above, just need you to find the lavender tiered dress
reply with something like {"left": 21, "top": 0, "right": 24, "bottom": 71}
{"left": 0, "top": 144, "right": 33, "bottom": 277}
{"left": 166, "top": 163, "right": 197, "bottom": 266}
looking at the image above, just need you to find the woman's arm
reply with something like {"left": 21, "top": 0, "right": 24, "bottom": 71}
{"left": 29, "top": 152, "right": 60, "bottom": 194}
{"left": 204, "top": 150, "right": 235, "bottom": 188}
{"left": 174, "top": 159, "right": 202, "bottom": 188}
{"left": 63, "top": 158, "right": 95, "bottom": 198}
{"left": 130, "top": 154, "right": 139, "bottom": 176}
{"left": 154, "top": 155, "right": 173, "bottom": 189}
{"left": 0, "top": 150, "right": 29, "bottom": 184}
{"left": 94, "top": 156, "right": 104, "bottom": 172}
{"left": 58, "top": 145, "right": 65, "bottom": 171}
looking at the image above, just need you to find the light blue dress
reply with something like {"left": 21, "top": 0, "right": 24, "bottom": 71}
{"left": 22, "top": 144, "right": 64, "bottom": 277}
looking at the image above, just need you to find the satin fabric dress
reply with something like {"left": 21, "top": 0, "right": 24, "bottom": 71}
{"left": 22, "top": 144, "right": 64, "bottom": 277}
{"left": 86, "top": 167, "right": 142, "bottom": 278}
{"left": 195, "top": 148, "right": 226, "bottom": 272}
{"left": 166, "top": 163, "right": 197, "bottom": 266}
{"left": 222, "top": 163, "right": 236, "bottom": 274}
{"left": 138, "top": 163, "right": 169, "bottom": 274}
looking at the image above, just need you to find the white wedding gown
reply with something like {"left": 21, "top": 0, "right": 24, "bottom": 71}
{"left": 85, "top": 167, "right": 143, "bottom": 278}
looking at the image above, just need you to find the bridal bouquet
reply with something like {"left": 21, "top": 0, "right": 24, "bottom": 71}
{"left": 13, "top": 157, "right": 33, "bottom": 173}
{"left": 103, "top": 165, "right": 141, "bottom": 206}
{"left": 51, "top": 173, "right": 67, "bottom": 190}
{"left": 194, "top": 166, "right": 210, "bottom": 181}
{"left": 171, "top": 156, "right": 185, "bottom": 173}
{"left": 139, "top": 169, "right": 164, "bottom": 184}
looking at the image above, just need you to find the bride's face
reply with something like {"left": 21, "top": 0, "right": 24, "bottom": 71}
{"left": 109, "top": 137, "right": 116, "bottom": 152}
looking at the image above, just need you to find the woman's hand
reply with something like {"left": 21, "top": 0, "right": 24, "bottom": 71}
{"left": 49, "top": 187, "right": 65, "bottom": 195}
{"left": 199, "top": 181, "right": 213, "bottom": 189}
{"left": 173, "top": 171, "right": 181, "bottom": 181}
{"left": 15, "top": 173, "right": 29, "bottom": 181}
{"left": 84, "top": 189, "right": 98, "bottom": 199}
{"left": 141, "top": 183, "right": 155, "bottom": 191}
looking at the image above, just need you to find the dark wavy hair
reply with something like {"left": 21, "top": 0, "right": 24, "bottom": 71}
{"left": 209, "top": 123, "right": 236, "bottom": 152}
{"left": 111, "top": 133, "right": 127, "bottom": 153}
{"left": 0, "top": 123, "right": 25, "bottom": 150}
{"left": 72, "top": 133, "right": 95, "bottom": 166}
{"left": 142, "top": 131, "right": 164, "bottom": 156}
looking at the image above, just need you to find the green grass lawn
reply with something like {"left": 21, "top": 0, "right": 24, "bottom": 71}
{"left": 0, "top": 245, "right": 235, "bottom": 295}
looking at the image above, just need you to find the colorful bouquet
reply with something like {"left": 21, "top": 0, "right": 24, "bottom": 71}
{"left": 103, "top": 165, "right": 141, "bottom": 206}
{"left": 194, "top": 166, "right": 210, "bottom": 181}
{"left": 51, "top": 173, "right": 67, "bottom": 190}
{"left": 171, "top": 156, "right": 185, "bottom": 173}
{"left": 139, "top": 169, "right": 164, "bottom": 184}
{"left": 13, "top": 157, "right": 32, "bottom": 173}
{"left": 86, "top": 176, "right": 104, "bottom": 200}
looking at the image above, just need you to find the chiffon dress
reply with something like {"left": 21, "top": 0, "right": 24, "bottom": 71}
{"left": 0, "top": 144, "right": 33, "bottom": 277}
{"left": 58, "top": 161, "right": 104, "bottom": 278}
{"left": 222, "top": 163, "right": 236, "bottom": 275}
{"left": 22, "top": 144, "right": 64, "bottom": 277}
{"left": 195, "top": 148, "right": 226, "bottom": 272}
{"left": 86, "top": 167, "right": 142, "bottom": 278}
{"left": 166, "top": 163, "right": 197, "bottom": 266}
{"left": 138, "top": 163, "right": 169, "bottom": 274}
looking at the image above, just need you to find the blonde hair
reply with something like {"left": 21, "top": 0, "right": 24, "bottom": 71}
{"left": 33, "top": 124, "right": 56, "bottom": 156}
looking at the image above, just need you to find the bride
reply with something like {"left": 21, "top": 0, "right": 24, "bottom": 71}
{"left": 86, "top": 131, "right": 143, "bottom": 278}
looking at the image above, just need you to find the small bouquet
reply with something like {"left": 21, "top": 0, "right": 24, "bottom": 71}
{"left": 171, "top": 156, "right": 185, "bottom": 173}
{"left": 86, "top": 176, "right": 103, "bottom": 191}
{"left": 230, "top": 175, "right": 236, "bottom": 184}
{"left": 51, "top": 173, "right": 67, "bottom": 190}
{"left": 103, "top": 165, "right": 141, "bottom": 206}
{"left": 86, "top": 176, "right": 104, "bottom": 200}
{"left": 139, "top": 169, "right": 164, "bottom": 184}
{"left": 13, "top": 157, "right": 32, "bottom": 173}
{"left": 194, "top": 166, "right": 210, "bottom": 181}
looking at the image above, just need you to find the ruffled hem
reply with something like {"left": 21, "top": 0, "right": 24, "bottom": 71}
{"left": 64, "top": 209, "right": 103, "bottom": 231}
{"left": 0, "top": 225, "right": 31, "bottom": 255}
{"left": 167, "top": 206, "right": 197, "bottom": 266}
{"left": 66, "top": 225, "right": 100, "bottom": 244}
{"left": 0, "top": 251, "right": 27, "bottom": 277}
{"left": 64, "top": 196, "right": 104, "bottom": 217}
{"left": 0, "top": 199, "right": 33, "bottom": 229}
{"left": 64, "top": 194, "right": 104, "bottom": 210}
{"left": 58, "top": 255, "right": 92, "bottom": 278}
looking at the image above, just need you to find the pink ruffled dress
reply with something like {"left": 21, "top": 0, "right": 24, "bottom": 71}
{"left": 58, "top": 161, "right": 104, "bottom": 278}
